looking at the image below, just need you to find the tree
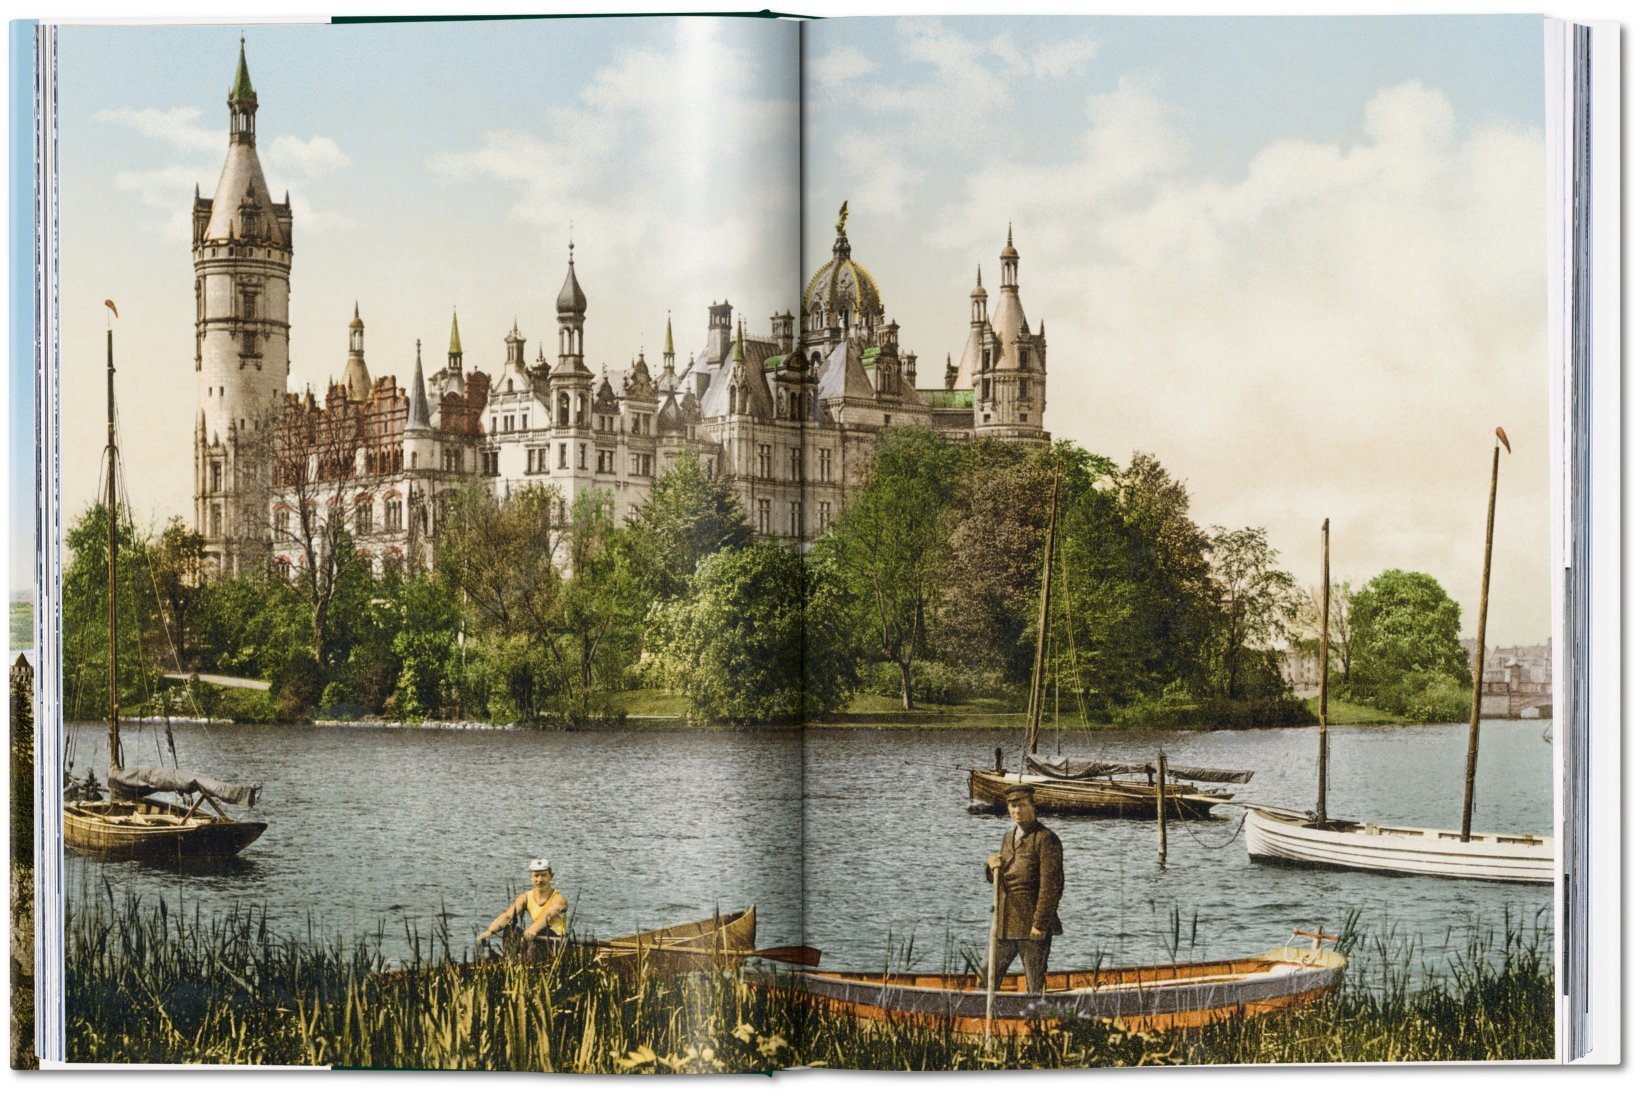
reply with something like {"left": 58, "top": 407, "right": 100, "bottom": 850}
{"left": 624, "top": 454, "right": 752, "bottom": 603}
{"left": 61, "top": 504, "right": 160, "bottom": 720}
{"left": 1294, "top": 580, "right": 1355, "bottom": 690}
{"left": 817, "top": 428, "right": 964, "bottom": 710}
{"left": 649, "top": 543, "right": 856, "bottom": 723}
{"left": 1206, "top": 526, "right": 1302, "bottom": 699}
{"left": 148, "top": 517, "right": 207, "bottom": 667}
{"left": 1347, "top": 570, "right": 1471, "bottom": 705}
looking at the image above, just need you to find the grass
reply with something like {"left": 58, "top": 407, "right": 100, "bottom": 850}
{"left": 1303, "top": 695, "right": 1409, "bottom": 726}
{"left": 65, "top": 894, "right": 1554, "bottom": 1071}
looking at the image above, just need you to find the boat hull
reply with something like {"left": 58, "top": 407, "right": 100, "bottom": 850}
{"left": 969, "top": 769, "right": 1230, "bottom": 819}
{"left": 63, "top": 798, "right": 266, "bottom": 861}
{"left": 757, "top": 945, "right": 1345, "bottom": 1036}
{"left": 1243, "top": 806, "right": 1553, "bottom": 885}
{"left": 598, "top": 907, "right": 758, "bottom": 975}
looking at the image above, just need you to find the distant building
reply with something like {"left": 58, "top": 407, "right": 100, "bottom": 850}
{"left": 191, "top": 45, "right": 1053, "bottom": 576}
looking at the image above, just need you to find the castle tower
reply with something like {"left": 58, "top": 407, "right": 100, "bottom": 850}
{"left": 342, "top": 303, "right": 371, "bottom": 401}
{"left": 193, "top": 39, "right": 293, "bottom": 575}
{"left": 975, "top": 225, "right": 1048, "bottom": 443}
{"left": 549, "top": 244, "right": 593, "bottom": 432}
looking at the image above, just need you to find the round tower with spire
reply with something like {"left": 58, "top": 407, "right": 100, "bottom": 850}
{"left": 973, "top": 224, "right": 1047, "bottom": 444}
{"left": 193, "top": 39, "right": 294, "bottom": 575}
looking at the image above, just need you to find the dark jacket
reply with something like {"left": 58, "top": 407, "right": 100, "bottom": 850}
{"left": 986, "top": 821, "right": 1064, "bottom": 939}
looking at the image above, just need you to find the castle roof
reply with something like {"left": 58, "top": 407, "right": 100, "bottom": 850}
{"left": 556, "top": 246, "right": 587, "bottom": 317}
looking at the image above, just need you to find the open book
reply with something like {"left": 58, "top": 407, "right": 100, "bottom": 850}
{"left": 11, "top": 10, "right": 1619, "bottom": 1072}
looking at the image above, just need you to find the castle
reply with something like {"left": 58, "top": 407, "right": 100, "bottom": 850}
{"left": 192, "top": 45, "right": 1051, "bottom": 576}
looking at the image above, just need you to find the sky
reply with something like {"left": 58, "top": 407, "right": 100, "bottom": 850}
{"left": 43, "top": 13, "right": 1550, "bottom": 643}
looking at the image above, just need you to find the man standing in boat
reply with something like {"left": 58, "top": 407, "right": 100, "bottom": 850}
{"left": 985, "top": 786, "right": 1064, "bottom": 994}
{"left": 478, "top": 858, "right": 569, "bottom": 947}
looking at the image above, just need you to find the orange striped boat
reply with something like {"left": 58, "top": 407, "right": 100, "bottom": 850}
{"left": 756, "top": 935, "right": 1345, "bottom": 1036}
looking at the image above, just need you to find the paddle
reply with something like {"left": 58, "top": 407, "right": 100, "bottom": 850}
{"left": 599, "top": 942, "right": 822, "bottom": 967}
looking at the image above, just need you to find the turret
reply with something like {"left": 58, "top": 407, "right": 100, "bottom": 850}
{"left": 342, "top": 303, "right": 371, "bottom": 402}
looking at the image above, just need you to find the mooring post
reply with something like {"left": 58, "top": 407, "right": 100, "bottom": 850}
{"left": 1156, "top": 751, "right": 1168, "bottom": 865}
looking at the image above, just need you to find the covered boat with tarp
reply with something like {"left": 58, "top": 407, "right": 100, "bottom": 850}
{"left": 969, "top": 754, "right": 1249, "bottom": 819}
{"left": 62, "top": 309, "right": 267, "bottom": 863}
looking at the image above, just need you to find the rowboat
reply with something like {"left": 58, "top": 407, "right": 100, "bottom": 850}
{"left": 756, "top": 936, "right": 1346, "bottom": 1036}
{"left": 968, "top": 768, "right": 1234, "bottom": 819}
{"left": 1244, "top": 804, "right": 1553, "bottom": 884}
{"left": 597, "top": 907, "right": 758, "bottom": 975}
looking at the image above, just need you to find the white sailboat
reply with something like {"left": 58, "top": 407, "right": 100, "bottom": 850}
{"left": 1245, "top": 442, "right": 1553, "bottom": 885}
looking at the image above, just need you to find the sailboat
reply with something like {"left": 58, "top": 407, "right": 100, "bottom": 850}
{"left": 968, "top": 466, "right": 1251, "bottom": 819}
{"left": 62, "top": 306, "right": 267, "bottom": 861}
{"left": 1244, "top": 479, "right": 1553, "bottom": 884}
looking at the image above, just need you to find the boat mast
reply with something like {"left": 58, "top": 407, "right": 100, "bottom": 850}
{"left": 1316, "top": 519, "right": 1329, "bottom": 823}
{"left": 1025, "top": 467, "right": 1061, "bottom": 757}
{"left": 1461, "top": 428, "right": 1509, "bottom": 842}
{"left": 104, "top": 307, "right": 122, "bottom": 772}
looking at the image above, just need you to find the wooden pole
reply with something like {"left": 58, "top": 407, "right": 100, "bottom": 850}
{"left": 1025, "top": 469, "right": 1061, "bottom": 757}
{"left": 1317, "top": 519, "right": 1330, "bottom": 824}
{"left": 1462, "top": 439, "right": 1504, "bottom": 842}
{"left": 105, "top": 323, "right": 122, "bottom": 773}
{"left": 1156, "top": 751, "right": 1168, "bottom": 865}
{"left": 985, "top": 854, "right": 1003, "bottom": 1042}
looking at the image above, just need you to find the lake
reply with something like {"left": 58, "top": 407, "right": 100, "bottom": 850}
{"left": 63, "top": 718, "right": 1553, "bottom": 978}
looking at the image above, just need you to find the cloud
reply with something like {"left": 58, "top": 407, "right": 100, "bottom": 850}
{"left": 268, "top": 134, "right": 349, "bottom": 180}
{"left": 925, "top": 78, "right": 1545, "bottom": 635}
{"left": 428, "top": 20, "right": 800, "bottom": 364}
{"left": 810, "top": 46, "right": 874, "bottom": 88}
{"left": 99, "top": 105, "right": 351, "bottom": 239}
{"left": 95, "top": 106, "right": 219, "bottom": 154}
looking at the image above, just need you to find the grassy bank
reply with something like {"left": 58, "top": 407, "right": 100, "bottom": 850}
{"left": 65, "top": 896, "right": 1552, "bottom": 1070}
{"left": 1302, "top": 695, "right": 1409, "bottom": 726}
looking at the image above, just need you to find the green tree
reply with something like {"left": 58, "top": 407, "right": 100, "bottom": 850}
{"left": 624, "top": 454, "right": 752, "bottom": 602}
{"left": 1206, "top": 526, "right": 1302, "bottom": 699}
{"left": 61, "top": 504, "right": 161, "bottom": 720}
{"left": 1347, "top": 570, "right": 1471, "bottom": 708}
{"left": 649, "top": 544, "right": 856, "bottom": 723}
{"left": 148, "top": 517, "right": 206, "bottom": 667}
{"left": 818, "top": 428, "right": 964, "bottom": 710}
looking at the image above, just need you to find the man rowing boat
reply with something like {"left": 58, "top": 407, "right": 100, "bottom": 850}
{"left": 478, "top": 857, "right": 568, "bottom": 946}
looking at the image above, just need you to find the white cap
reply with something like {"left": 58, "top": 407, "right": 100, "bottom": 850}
{"left": 529, "top": 857, "right": 552, "bottom": 873}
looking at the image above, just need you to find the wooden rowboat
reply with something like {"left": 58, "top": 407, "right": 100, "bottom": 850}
{"left": 597, "top": 907, "right": 758, "bottom": 975}
{"left": 1244, "top": 804, "right": 1553, "bottom": 885}
{"left": 756, "top": 938, "right": 1346, "bottom": 1037}
{"left": 968, "top": 769, "right": 1233, "bottom": 820}
{"left": 64, "top": 796, "right": 266, "bottom": 861}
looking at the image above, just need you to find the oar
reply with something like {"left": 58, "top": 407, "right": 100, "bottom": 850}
{"left": 985, "top": 855, "right": 1003, "bottom": 1043}
{"left": 598, "top": 942, "right": 822, "bottom": 966}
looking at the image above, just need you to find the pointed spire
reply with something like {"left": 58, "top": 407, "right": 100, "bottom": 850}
{"left": 733, "top": 318, "right": 745, "bottom": 363}
{"left": 556, "top": 242, "right": 587, "bottom": 318}
{"left": 448, "top": 309, "right": 463, "bottom": 355}
{"left": 230, "top": 37, "right": 256, "bottom": 102}
{"left": 664, "top": 312, "right": 674, "bottom": 356}
{"left": 408, "top": 339, "right": 430, "bottom": 429}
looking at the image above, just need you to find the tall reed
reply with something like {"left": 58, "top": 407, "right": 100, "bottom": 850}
{"left": 65, "top": 895, "right": 1553, "bottom": 1071}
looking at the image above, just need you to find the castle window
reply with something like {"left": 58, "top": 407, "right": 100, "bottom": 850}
{"left": 756, "top": 499, "right": 770, "bottom": 535}
{"left": 819, "top": 448, "right": 832, "bottom": 481}
{"left": 578, "top": 444, "right": 587, "bottom": 470}
{"left": 384, "top": 499, "right": 403, "bottom": 531}
{"left": 275, "top": 558, "right": 291, "bottom": 580}
{"left": 210, "top": 461, "right": 222, "bottom": 493}
{"left": 355, "top": 499, "right": 373, "bottom": 534}
{"left": 789, "top": 500, "right": 802, "bottom": 537}
{"left": 819, "top": 500, "right": 832, "bottom": 529}
{"left": 559, "top": 392, "right": 570, "bottom": 427}
{"left": 1018, "top": 378, "right": 1028, "bottom": 400}
{"left": 240, "top": 288, "right": 258, "bottom": 321}
{"left": 559, "top": 443, "right": 568, "bottom": 469}
{"left": 209, "top": 503, "right": 222, "bottom": 538}
{"left": 576, "top": 394, "right": 587, "bottom": 424}
{"left": 982, "top": 379, "right": 992, "bottom": 401}
{"left": 275, "top": 509, "right": 290, "bottom": 538}
{"left": 757, "top": 444, "right": 771, "bottom": 479}
{"left": 789, "top": 447, "right": 801, "bottom": 481}
{"left": 884, "top": 414, "right": 892, "bottom": 426}
{"left": 242, "top": 330, "right": 256, "bottom": 357}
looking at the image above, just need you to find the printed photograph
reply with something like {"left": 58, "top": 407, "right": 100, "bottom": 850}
{"left": 47, "top": 13, "right": 1553, "bottom": 1070}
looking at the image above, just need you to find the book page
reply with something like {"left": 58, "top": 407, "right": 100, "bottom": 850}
{"left": 797, "top": 13, "right": 1558, "bottom": 1066}
{"left": 46, "top": 15, "right": 806, "bottom": 1071}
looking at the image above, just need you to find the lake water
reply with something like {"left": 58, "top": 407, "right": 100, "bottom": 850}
{"left": 63, "top": 718, "right": 1554, "bottom": 978}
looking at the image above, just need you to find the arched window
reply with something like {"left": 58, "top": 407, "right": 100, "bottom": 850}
{"left": 575, "top": 393, "right": 586, "bottom": 424}
{"left": 728, "top": 385, "right": 737, "bottom": 415}
{"left": 777, "top": 392, "right": 786, "bottom": 417}
{"left": 558, "top": 391, "right": 570, "bottom": 427}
